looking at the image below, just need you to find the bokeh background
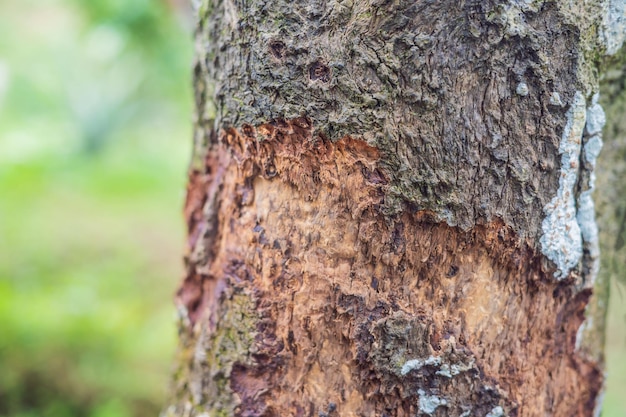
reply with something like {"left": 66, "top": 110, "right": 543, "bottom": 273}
{"left": 0, "top": 0, "right": 191, "bottom": 416}
{"left": 0, "top": 1, "right": 625, "bottom": 416}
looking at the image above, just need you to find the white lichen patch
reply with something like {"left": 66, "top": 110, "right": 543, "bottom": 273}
{"left": 401, "top": 355, "right": 474, "bottom": 379}
{"left": 586, "top": 96, "right": 606, "bottom": 136}
{"left": 540, "top": 91, "right": 586, "bottom": 279}
{"left": 601, "top": 0, "right": 626, "bottom": 55}
{"left": 549, "top": 91, "right": 564, "bottom": 107}
{"left": 573, "top": 96, "right": 605, "bottom": 357}
{"left": 577, "top": 137, "right": 603, "bottom": 243}
{"left": 401, "top": 356, "right": 441, "bottom": 375}
{"left": 577, "top": 94, "right": 604, "bottom": 286}
{"left": 486, "top": 406, "right": 504, "bottom": 417}
{"left": 577, "top": 190, "right": 599, "bottom": 253}
{"left": 516, "top": 82, "right": 529, "bottom": 96}
{"left": 578, "top": 176, "right": 601, "bottom": 248}
{"left": 418, "top": 389, "right": 447, "bottom": 415}
{"left": 436, "top": 359, "right": 475, "bottom": 378}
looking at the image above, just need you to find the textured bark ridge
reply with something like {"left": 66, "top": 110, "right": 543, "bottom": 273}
{"left": 165, "top": 121, "right": 601, "bottom": 417}
{"left": 164, "top": 0, "right": 615, "bottom": 416}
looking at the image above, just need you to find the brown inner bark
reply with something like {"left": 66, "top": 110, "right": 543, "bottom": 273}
{"left": 177, "top": 119, "right": 602, "bottom": 417}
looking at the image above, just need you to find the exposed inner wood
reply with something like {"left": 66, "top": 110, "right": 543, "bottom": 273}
{"left": 174, "top": 119, "right": 602, "bottom": 417}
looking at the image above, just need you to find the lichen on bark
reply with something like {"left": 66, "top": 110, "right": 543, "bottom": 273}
{"left": 163, "top": 0, "right": 620, "bottom": 416}
{"left": 194, "top": 0, "right": 608, "bottom": 247}
{"left": 165, "top": 285, "right": 259, "bottom": 417}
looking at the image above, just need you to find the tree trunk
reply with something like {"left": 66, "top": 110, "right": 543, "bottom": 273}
{"left": 163, "top": 1, "right": 622, "bottom": 416}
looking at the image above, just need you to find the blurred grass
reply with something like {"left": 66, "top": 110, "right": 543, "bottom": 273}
{"left": 605, "top": 282, "right": 626, "bottom": 417}
{"left": 0, "top": 0, "right": 191, "bottom": 416}
{"left": 0, "top": 0, "right": 626, "bottom": 417}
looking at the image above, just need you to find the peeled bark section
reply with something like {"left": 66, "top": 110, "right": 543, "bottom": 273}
{"left": 165, "top": 120, "right": 601, "bottom": 417}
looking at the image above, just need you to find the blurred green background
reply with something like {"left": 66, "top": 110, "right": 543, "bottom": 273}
{"left": 0, "top": 0, "right": 191, "bottom": 416}
{"left": 0, "top": 1, "right": 625, "bottom": 417}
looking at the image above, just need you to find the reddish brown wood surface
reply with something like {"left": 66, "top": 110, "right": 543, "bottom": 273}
{"left": 168, "top": 119, "right": 602, "bottom": 417}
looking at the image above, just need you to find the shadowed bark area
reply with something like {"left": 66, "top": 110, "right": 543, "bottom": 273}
{"left": 163, "top": 0, "right": 615, "bottom": 416}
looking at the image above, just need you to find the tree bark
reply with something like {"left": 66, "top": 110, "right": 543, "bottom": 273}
{"left": 163, "top": 1, "right": 622, "bottom": 416}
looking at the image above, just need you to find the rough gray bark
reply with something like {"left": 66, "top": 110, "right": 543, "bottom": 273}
{"left": 163, "top": 1, "right": 622, "bottom": 416}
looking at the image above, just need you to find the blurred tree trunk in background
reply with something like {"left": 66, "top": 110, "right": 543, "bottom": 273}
{"left": 162, "top": 1, "right": 626, "bottom": 416}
